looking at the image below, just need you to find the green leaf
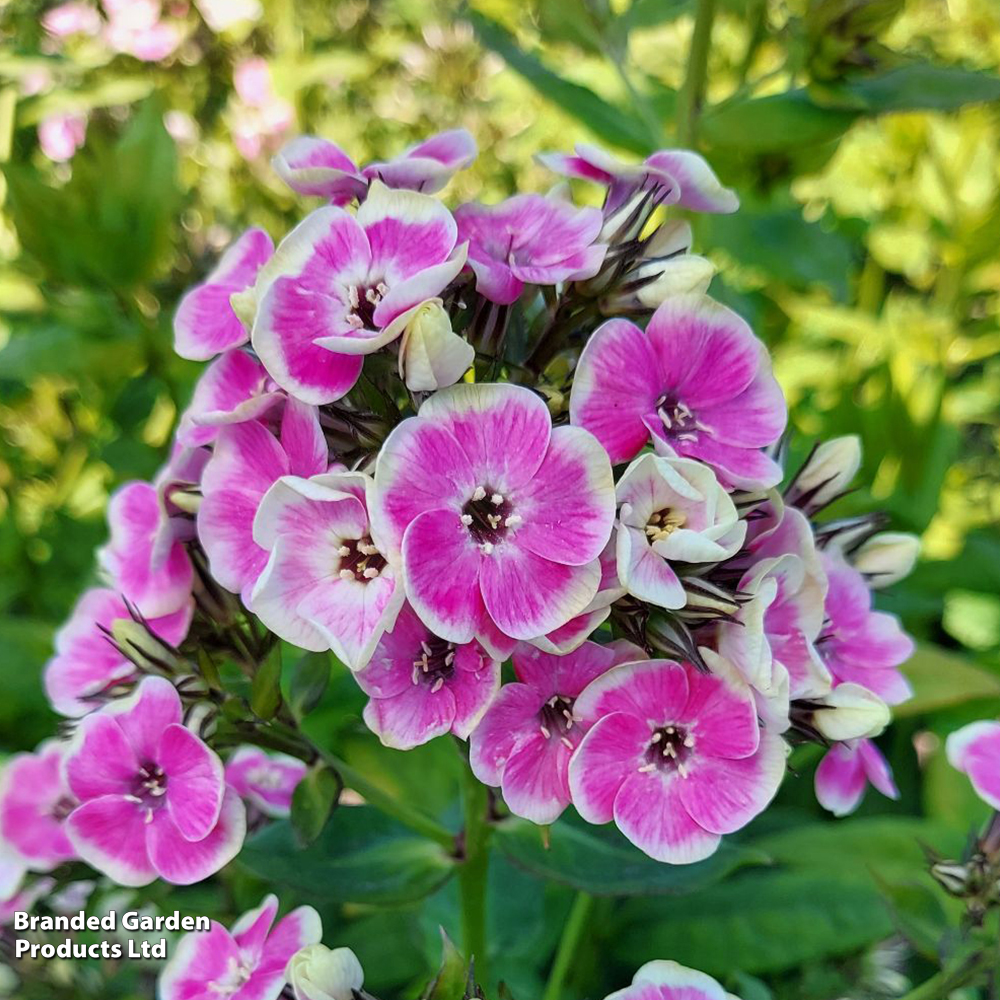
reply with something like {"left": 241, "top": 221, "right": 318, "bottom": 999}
{"left": 895, "top": 645, "right": 1000, "bottom": 719}
{"left": 421, "top": 930, "right": 468, "bottom": 1000}
{"left": 612, "top": 871, "right": 893, "bottom": 976}
{"left": 494, "top": 811, "right": 767, "bottom": 896}
{"left": 5, "top": 97, "right": 178, "bottom": 288}
{"left": 289, "top": 762, "right": 341, "bottom": 848}
{"left": 239, "top": 805, "right": 456, "bottom": 905}
{"left": 703, "top": 207, "right": 856, "bottom": 299}
{"left": 701, "top": 91, "right": 858, "bottom": 152}
{"left": 752, "top": 816, "right": 959, "bottom": 882}
{"left": 468, "top": 12, "right": 656, "bottom": 154}
{"left": 842, "top": 64, "right": 1000, "bottom": 113}
{"left": 250, "top": 646, "right": 283, "bottom": 720}
{"left": 19, "top": 78, "right": 156, "bottom": 125}
{"left": 288, "top": 651, "right": 331, "bottom": 718}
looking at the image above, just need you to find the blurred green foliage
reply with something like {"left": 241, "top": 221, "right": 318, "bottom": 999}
{"left": 2, "top": 1, "right": 1000, "bottom": 998}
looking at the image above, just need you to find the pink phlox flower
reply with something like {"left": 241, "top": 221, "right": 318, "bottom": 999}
{"left": 250, "top": 182, "right": 467, "bottom": 404}
{"left": 814, "top": 738, "right": 898, "bottom": 817}
{"left": 602, "top": 960, "right": 740, "bottom": 1000}
{"left": 159, "top": 893, "right": 321, "bottom": 1000}
{"left": 470, "top": 639, "right": 645, "bottom": 824}
{"left": 102, "top": 0, "right": 182, "bottom": 61}
{"left": 570, "top": 295, "right": 787, "bottom": 489}
{"left": 250, "top": 470, "right": 402, "bottom": 670}
{"left": 42, "top": 2, "right": 102, "bottom": 38}
{"left": 569, "top": 656, "right": 786, "bottom": 863}
{"left": 538, "top": 142, "right": 738, "bottom": 217}
{"left": 355, "top": 602, "right": 500, "bottom": 749}
{"left": 176, "top": 350, "right": 283, "bottom": 447}
{"left": 369, "top": 382, "right": 616, "bottom": 656}
{"left": 231, "top": 58, "right": 294, "bottom": 160}
{"left": 98, "top": 479, "right": 193, "bottom": 618}
{"left": 225, "top": 747, "right": 306, "bottom": 818}
{"left": 946, "top": 720, "right": 1000, "bottom": 810}
{"left": 38, "top": 113, "right": 87, "bottom": 162}
{"left": 818, "top": 548, "right": 914, "bottom": 706}
{"left": 615, "top": 453, "right": 745, "bottom": 611}
{"left": 273, "top": 128, "right": 476, "bottom": 202}
{"left": 63, "top": 676, "right": 246, "bottom": 886}
{"left": 0, "top": 741, "right": 77, "bottom": 871}
{"left": 454, "top": 192, "right": 606, "bottom": 305}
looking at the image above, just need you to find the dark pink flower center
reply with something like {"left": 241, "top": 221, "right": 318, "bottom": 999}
{"left": 49, "top": 796, "right": 77, "bottom": 823}
{"left": 337, "top": 535, "right": 387, "bottom": 583}
{"left": 346, "top": 281, "right": 388, "bottom": 330}
{"left": 128, "top": 762, "right": 168, "bottom": 820}
{"left": 656, "top": 395, "right": 698, "bottom": 443}
{"left": 539, "top": 694, "right": 579, "bottom": 749}
{"left": 411, "top": 635, "right": 457, "bottom": 692}
{"left": 640, "top": 724, "right": 696, "bottom": 777}
{"left": 462, "top": 486, "right": 520, "bottom": 552}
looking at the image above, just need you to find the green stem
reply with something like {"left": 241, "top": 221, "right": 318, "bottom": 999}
{"left": 542, "top": 891, "right": 594, "bottom": 1000}
{"left": 676, "top": 0, "right": 716, "bottom": 148}
{"left": 458, "top": 766, "right": 492, "bottom": 986}
{"left": 898, "top": 951, "right": 992, "bottom": 1000}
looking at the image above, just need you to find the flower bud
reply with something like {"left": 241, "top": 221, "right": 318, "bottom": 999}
{"left": 810, "top": 683, "right": 890, "bottom": 741}
{"left": 286, "top": 944, "right": 364, "bottom": 1000}
{"left": 229, "top": 286, "right": 258, "bottom": 329}
{"left": 786, "top": 436, "right": 862, "bottom": 513}
{"left": 603, "top": 254, "right": 714, "bottom": 313}
{"left": 111, "top": 619, "right": 181, "bottom": 676}
{"left": 642, "top": 218, "right": 692, "bottom": 259}
{"left": 395, "top": 299, "right": 475, "bottom": 392}
{"left": 850, "top": 532, "right": 920, "bottom": 588}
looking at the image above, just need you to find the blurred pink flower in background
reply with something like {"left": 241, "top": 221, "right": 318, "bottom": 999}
{"left": 38, "top": 113, "right": 88, "bottom": 162}
{"left": 42, "top": 1, "right": 102, "bottom": 38}
{"left": 232, "top": 57, "right": 294, "bottom": 160}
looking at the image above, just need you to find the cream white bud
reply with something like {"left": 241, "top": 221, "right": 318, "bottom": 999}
{"left": 811, "top": 683, "right": 890, "bottom": 741}
{"left": 395, "top": 299, "right": 475, "bottom": 391}
{"left": 286, "top": 944, "right": 364, "bottom": 1000}
{"left": 850, "top": 532, "right": 920, "bottom": 588}
{"left": 787, "top": 436, "right": 862, "bottom": 512}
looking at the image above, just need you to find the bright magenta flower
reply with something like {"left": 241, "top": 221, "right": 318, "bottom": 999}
{"left": 159, "top": 894, "right": 321, "bottom": 1000}
{"left": 64, "top": 676, "right": 245, "bottom": 886}
{"left": 569, "top": 659, "right": 785, "bottom": 863}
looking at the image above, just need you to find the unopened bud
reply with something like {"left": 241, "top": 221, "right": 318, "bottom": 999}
{"left": 229, "top": 287, "right": 258, "bottom": 329}
{"left": 850, "top": 532, "right": 920, "bottom": 587}
{"left": 603, "top": 255, "right": 714, "bottom": 313}
{"left": 787, "top": 436, "right": 862, "bottom": 513}
{"left": 111, "top": 619, "right": 181, "bottom": 676}
{"left": 395, "top": 299, "right": 474, "bottom": 392}
{"left": 286, "top": 944, "right": 364, "bottom": 1000}
{"left": 810, "top": 683, "right": 890, "bottom": 741}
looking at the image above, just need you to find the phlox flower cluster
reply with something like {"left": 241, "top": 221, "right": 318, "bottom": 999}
{"left": 3, "top": 126, "right": 929, "bottom": 945}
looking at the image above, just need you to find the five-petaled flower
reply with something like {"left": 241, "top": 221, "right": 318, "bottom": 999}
{"left": 455, "top": 193, "right": 606, "bottom": 305}
{"left": 0, "top": 741, "right": 77, "bottom": 872}
{"left": 251, "top": 471, "right": 402, "bottom": 669}
{"left": 225, "top": 747, "right": 307, "bottom": 819}
{"left": 159, "top": 893, "right": 321, "bottom": 1000}
{"left": 570, "top": 294, "right": 787, "bottom": 489}
{"left": 250, "top": 181, "right": 467, "bottom": 404}
{"left": 370, "top": 382, "right": 616, "bottom": 656}
{"left": 569, "top": 656, "right": 786, "bottom": 863}
{"left": 946, "top": 720, "right": 1000, "bottom": 810}
{"left": 63, "top": 676, "right": 246, "bottom": 886}
{"left": 602, "top": 960, "right": 741, "bottom": 1000}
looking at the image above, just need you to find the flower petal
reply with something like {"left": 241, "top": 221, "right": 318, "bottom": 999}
{"left": 480, "top": 543, "right": 600, "bottom": 641}
{"left": 65, "top": 795, "right": 157, "bottom": 887}
{"left": 569, "top": 712, "right": 650, "bottom": 824}
{"left": 147, "top": 786, "right": 246, "bottom": 885}
{"left": 513, "top": 425, "right": 615, "bottom": 567}
{"left": 570, "top": 318, "right": 660, "bottom": 464}
{"left": 159, "top": 724, "right": 225, "bottom": 842}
